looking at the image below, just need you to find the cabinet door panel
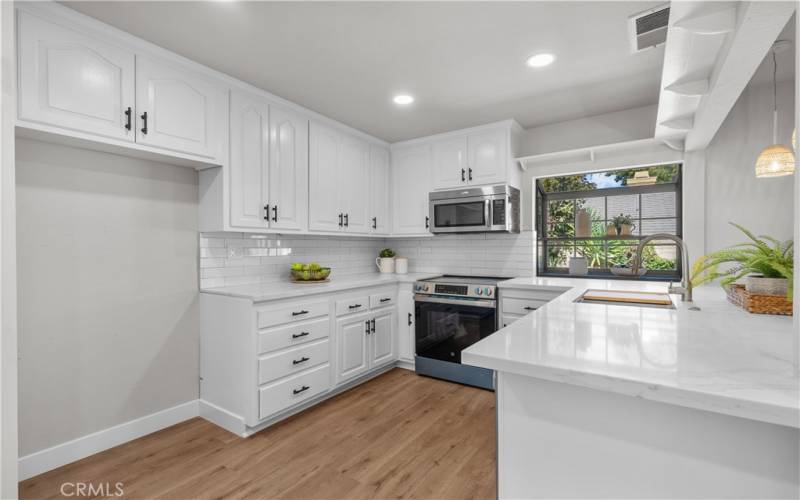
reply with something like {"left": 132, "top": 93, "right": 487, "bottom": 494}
{"left": 467, "top": 129, "right": 507, "bottom": 185}
{"left": 371, "top": 310, "right": 396, "bottom": 367}
{"left": 269, "top": 105, "right": 308, "bottom": 231}
{"left": 433, "top": 135, "right": 468, "bottom": 189}
{"left": 309, "top": 122, "right": 342, "bottom": 231}
{"left": 392, "top": 145, "right": 432, "bottom": 235}
{"left": 337, "top": 315, "right": 369, "bottom": 383}
{"left": 229, "top": 91, "right": 268, "bottom": 229}
{"left": 397, "top": 290, "right": 415, "bottom": 363}
{"left": 370, "top": 146, "right": 390, "bottom": 234}
{"left": 135, "top": 57, "right": 227, "bottom": 159}
{"left": 18, "top": 11, "right": 135, "bottom": 142}
{"left": 340, "top": 136, "right": 370, "bottom": 234}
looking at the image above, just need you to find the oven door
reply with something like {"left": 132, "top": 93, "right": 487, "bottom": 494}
{"left": 414, "top": 295, "right": 497, "bottom": 364}
{"left": 429, "top": 196, "right": 490, "bottom": 233}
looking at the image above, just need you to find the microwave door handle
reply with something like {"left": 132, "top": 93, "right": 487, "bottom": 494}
{"left": 484, "top": 199, "right": 492, "bottom": 228}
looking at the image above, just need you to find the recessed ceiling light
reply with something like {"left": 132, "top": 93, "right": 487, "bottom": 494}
{"left": 393, "top": 94, "right": 414, "bottom": 105}
{"left": 526, "top": 53, "right": 556, "bottom": 68}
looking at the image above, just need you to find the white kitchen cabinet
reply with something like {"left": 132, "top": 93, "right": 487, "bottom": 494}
{"left": 17, "top": 11, "right": 136, "bottom": 142}
{"left": 467, "top": 128, "right": 508, "bottom": 185}
{"left": 340, "top": 135, "right": 371, "bottom": 234}
{"left": 433, "top": 135, "right": 468, "bottom": 189}
{"left": 308, "top": 121, "right": 342, "bottom": 232}
{"left": 369, "top": 145, "right": 391, "bottom": 235}
{"left": 336, "top": 312, "right": 371, "bottom": 383}
{"left": 371, "top": 309, "right": 396, "bottom": 367}
{"left": 396, "top": 286, "right": 415, "bottom": 364}
{"left": 229, "top": 90, "right": 269, "bottom": 229}
{"left": 135, "top": 56, "right": 227, "bottom": 160}
{"left": 391, "top": 144, "right": 433, "bottom": 235}
{"left": 268, "top": 104, "right": 308, "bottom": 231}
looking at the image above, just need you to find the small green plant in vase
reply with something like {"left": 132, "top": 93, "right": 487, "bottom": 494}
{"left": 610, "top": 214, "right": 635, "bottom": 236}
{"left": 376, "top": 248, "right": 396, "bottom": 273}
{"left": 690, "top": 223, "right": 793, "bottom": 299}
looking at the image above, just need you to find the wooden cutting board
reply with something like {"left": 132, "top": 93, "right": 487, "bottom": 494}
{"left": 581, "top": 289, "right": 673, "bottom": 305}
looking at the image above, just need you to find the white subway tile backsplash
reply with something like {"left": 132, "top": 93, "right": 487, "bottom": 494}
{"left": 198, "top": 231, "right": 535, "bottom": 289}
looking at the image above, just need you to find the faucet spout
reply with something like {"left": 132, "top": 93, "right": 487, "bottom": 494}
{"left": 631, "top": 233, "right": 693, "bottom": 302}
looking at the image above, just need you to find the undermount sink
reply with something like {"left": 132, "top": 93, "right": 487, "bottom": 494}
{"left": 574, "top": 289, "right": 675, "bottom": 309}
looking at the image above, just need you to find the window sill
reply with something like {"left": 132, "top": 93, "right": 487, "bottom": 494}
{"left": 537, "top": 272, "right": 680, "bottom": 283}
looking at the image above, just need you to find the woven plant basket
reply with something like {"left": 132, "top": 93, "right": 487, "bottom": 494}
{"left": 725, "top": 284, "right": 792, "bottom": 316}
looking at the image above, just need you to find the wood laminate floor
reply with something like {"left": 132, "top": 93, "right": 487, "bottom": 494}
{"left": 20, "top": 369, "right": 496, "bottom": 500}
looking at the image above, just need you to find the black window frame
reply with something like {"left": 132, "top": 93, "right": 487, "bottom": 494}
{"left": 535, "top": 164, "right": 683, "bottom": 282}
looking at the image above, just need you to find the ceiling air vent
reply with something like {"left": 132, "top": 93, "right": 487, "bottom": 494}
{"left": 628, "top": 4, "right": 670, "bottom": 53}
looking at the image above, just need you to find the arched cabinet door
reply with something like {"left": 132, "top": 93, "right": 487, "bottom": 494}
{"left": 229, "top": 90, "right": 269, "bottom": 230}
{"left": 17, "top": 11, "right": 135, "bottom": 142}
{"left": 135, "top": 56, "right": 227, "bottom": 161}
{"left": 268, "top": 105, "right": 308, "bottom": 232}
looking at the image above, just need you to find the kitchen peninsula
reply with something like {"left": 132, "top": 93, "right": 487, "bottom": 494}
{"left": 463, "top": 277, "right": 799, "bottom": 499}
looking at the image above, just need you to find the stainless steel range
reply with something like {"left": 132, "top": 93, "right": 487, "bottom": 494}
{"left": 413, "top": 275, "right": 508, "bottom": 390}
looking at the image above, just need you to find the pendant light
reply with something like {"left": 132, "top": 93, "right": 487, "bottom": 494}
{"left": 755, "top": 40, "right": 795, "bottom": 178}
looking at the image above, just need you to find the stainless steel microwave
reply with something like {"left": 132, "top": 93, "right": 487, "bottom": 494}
{"left": 429, "top": 184, "right": 520, "bottom": 233}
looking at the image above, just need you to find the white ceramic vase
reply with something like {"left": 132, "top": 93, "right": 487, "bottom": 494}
{"left": 395, "top": 257, "right": 408, "bottom": 274}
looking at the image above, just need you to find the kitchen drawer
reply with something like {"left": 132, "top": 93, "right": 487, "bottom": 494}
{"left": 502, "top": 297, "right": 548, "bottom": 315}
{"left": 257, "top": 299, "right": 329, "bottom": 328}
{"left": 335, "top": 296, "right": 369, "bottom": 316}
{"left": 258, "top": 317, "right": 330, "bottom": 354}
{"left": 258, "top": 339, "right": 330, "bottom": 385}
{"left": 501, "top": 313, "right": 524, "bottom": 328}
{"left": 259, "top": 363, "right": 330, "bottom": 420}
{"left": 369, "top": 291, "right": 395, "bottom": 309}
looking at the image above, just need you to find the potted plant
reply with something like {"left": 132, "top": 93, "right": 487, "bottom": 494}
{"left": 610, "top": 214, "right": 635, "bottom": 236}
{"left": 376, "top": 248, "right": 396, "bottom": 274}
{"left": 691, "top": 223, "right": 793, "bottom": 299}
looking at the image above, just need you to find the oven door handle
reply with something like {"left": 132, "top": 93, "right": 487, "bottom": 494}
{"left": 414, "top": 294, "right": 496, "bottom": 309}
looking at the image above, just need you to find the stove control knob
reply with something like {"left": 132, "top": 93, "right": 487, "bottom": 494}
{"left": 475, "top": 287, "right": 482, "bottom": 295}
{"left": 485, "top": 287, "right": 492, "bottom": 296}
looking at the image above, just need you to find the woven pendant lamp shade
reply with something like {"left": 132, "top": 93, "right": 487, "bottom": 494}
{"left": 755, "top": 144, "right": 795, "bottom": 177}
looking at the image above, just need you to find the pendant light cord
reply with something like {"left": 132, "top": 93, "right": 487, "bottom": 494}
{"left": 772, "top": 47, "right": 778, "bottom": 144}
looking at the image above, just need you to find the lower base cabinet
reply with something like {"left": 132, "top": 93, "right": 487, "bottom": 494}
{"left": 336, "top": 308, "right": 396, "bottom": 384}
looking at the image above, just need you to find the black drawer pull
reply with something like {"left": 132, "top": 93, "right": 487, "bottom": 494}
{"left": 344, "top": 213, "right": 349, "bottom": 227}
{"left": 338, "top": 213, "right": 343, "bottom": 227}
{"left": 372, "top": 217, "right": 377, "bottom": 229}
{"left": 408, "top": 313, "right": 413, "bottom": 326}
{"left": 264, "top": 204, "right": 270, "bottom": 221}
{"left": 272, "top": 205, "right": 278, "bottom": 222}
{"left": 379, "top": 298, "right": 391, "bottom": 303}
{"left": 140, "top": 111, "right": 148, "bottom": 134}
{"left": 523, "top": 306, "right": 536, "bottom": 311}
{"left": 292, "top": 310, "right": 309, "bottom": 316}
{"left": 365, "top": 320, "right": 371, "bottom": 334}
{"left": 292, "top": 356, "right": 310, "bottom": 365}
{"left": 461, "top": 168, "right": 465, "bottom": 182}
{"left": 370, "top": 318, "right": 376, "bottom": 333}
{"left": 348, "top": 304, "right": 362, "bottom": 309}
{"left": 292, "top": 331, "right": 310, "bottom": 339}
{"left": 293, "top": 385, "right": 310, "bottom": 395}
{"left": 468, "top": 167, "right": 473, "bottom": 181}
{"left": 124, "top": 107, "right": 132, "bottom": 131}
{"left": 425, "top": 216, "right": 430, "bottom": 229}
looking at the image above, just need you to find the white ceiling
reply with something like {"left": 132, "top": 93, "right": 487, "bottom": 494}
{"left": 65, "top": 1, "right": 666, "bottom": 142}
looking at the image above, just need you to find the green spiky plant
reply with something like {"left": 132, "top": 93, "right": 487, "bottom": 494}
{"left": 690, "top": 223, "right": 794, "bottom": 299}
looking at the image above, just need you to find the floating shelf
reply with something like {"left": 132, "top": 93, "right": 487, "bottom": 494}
{"left": 516, "top": 138, "right": 670, "bottom": 171}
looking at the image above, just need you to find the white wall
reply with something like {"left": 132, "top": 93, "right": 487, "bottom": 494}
{"left": 16, "top": 139, "right": 199, "bottom": 457}
{"left": 704, "top": 79, "right": 795, "bottom": 252}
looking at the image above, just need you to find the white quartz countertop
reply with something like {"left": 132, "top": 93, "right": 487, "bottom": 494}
{"left": 463, "top": 277, "right": 800, "bottom": 428}
{"left": 200, "top": 272, "right": 438, "bottom": 302}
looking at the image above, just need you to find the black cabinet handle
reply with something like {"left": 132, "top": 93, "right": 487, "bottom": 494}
{"left": 292, "top": 331, "right": 309, "bottom": 339}
{"left": 292, "top": 310, "right": 309, "bottom": 316}
{"left": 348, "top": 304, "right": 362, "bottom": 309}
{"left": 408, "top": 313, "right": 413, "bottom": 326}
{"left": 365, "top": 320, "right": 371, "bottom": 334}
{"left": 425, "top": 216, "right": 430, "bottom": 229}
{"left": 293, "top": 385, "right": 310, "bottom": 395}
{"left": 292, "top": 356, "right": 310, "bottom": 365}
{"left": 372, "top": 217, "right": 377, "bottom": 229}
{"left": 272, "top": 205, "right": 278, "bottom": 222}
{"left": 370, "top": 318, "right": 376, "bottom": 333}
{"left": 338, "top": 213, "right": 343, "bottom": 227}
{"left": 379, "top": 297, "right": 391, "bottom": 303}
{"left": 264, "top": 204, "right": 270, "bottom": 221}
{"left": 468, "top": 168, "right": 473, "bottom": 181}
{"left": 344, "top": 213, "right": 349, "bottom": 227}
{"left": 523, "top": 306, "right": 536, "bottom": 311}
{"left": 461, "top": 168, "right": 465, "bottom": 182}
{"left": 140, "top": 111, "right": 148, "bottom": 134}
{"left": 124, "top": 107, "right": 132, "bottom": 131}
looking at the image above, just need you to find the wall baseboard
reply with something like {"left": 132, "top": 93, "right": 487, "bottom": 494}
{"left": 199, "top": 400, "right": 246, "bottom": 437}
{"left": 18, "top": 400, "right": 199, "bottom": 481}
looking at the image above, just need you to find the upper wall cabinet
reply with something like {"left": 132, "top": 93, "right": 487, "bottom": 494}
{"left": 135, "top": 57, "right": 228, "bottom": 160}
{"left": 428, "top": 121, "right": 522, "bottom": 191}
{"left": 369, "top": 145, "right": 391, "bottom": 235}
{"left": 308, "top": 121, "right": 386, "bottom": 235}
{"left": 228, "top": 90, "right": 308, "bottom": 232}
{"left": 16, "top": 8, "right": 228, "bottom": 165}
{"left": 17, "top": 11, "right": 136, "bottom": 143}
{"left": 391, "top": 144, "right": 432, "bottom": 235}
